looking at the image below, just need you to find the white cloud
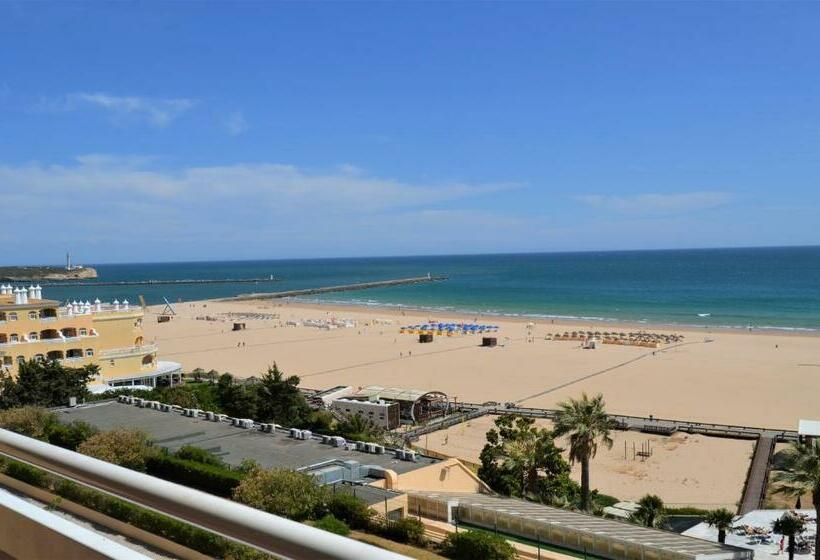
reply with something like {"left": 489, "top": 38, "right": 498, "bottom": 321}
{"left": 0, "top": 155, "right": 527, "bottom": 261}
{"left": 575, "top": 191, "right": 732, "bottom": 215}
{"left": 32, "top": 92, "right": 197, "bottom": 127}
{"left": 223, "top": 111, "right": 248, "bottom": 136}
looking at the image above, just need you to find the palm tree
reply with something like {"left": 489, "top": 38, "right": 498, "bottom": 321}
{"left": 773, "top": 512, "right": 806, "bottom": 560}
{"left": 705, "top": 508, "right": 735, "bottom": 543}
{"left": 630, "top": 494, "right": 665, "bottom": 528}
{"left": 552, "top": 392, "right": 616, "bottom": 510}
{"left": 773, "top": 439, "right": 820, "bottom": 560}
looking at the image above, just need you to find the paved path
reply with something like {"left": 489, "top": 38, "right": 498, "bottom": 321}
{"left": 739, "top": 433, "right": 777, "bottom": 514}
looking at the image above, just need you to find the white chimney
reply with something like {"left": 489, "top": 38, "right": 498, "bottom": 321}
{"left": 72, "top": 300, "right": 80, "bottom": 314}
{"left": 1, "top": 285, "right": 8, "bottom": 296}
{"left": 20, "top": 287, "right": 28, "bottom": 304}
{"left": 114, "top": 299, "right": 120, "bottom": 311}
{"left": 94, "top": 298, "right": 102, "bottom": 312}
{"left": 28, "top": 286, "right": 36, "bottom": 301}
{"left": 34, "top": 285, "right": 42, "bottom": 299}
{"left": 13, "top": 288, "right": 23, "bottom": 305}
{"left": 123, "top": 299, "right": 129, "bottom": 311}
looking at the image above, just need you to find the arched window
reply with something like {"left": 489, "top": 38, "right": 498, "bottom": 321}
{"left": 9, "top": 334, "right": 18, "bottom": 343}
{"left": 85, "top": 349, "right": 94, "bottom": 357}
{"left": 135, "top": 336, "right": 144, "bottom": 346}
{"left": 40, "top": 329, "right": 59, "bottom": 340}
{"left": 61, "top": 327, "right": 78, "bottom": 338}
{"left": 66, "top": 349, "right": 83, "bottom": 359}
{"left": 28, "top": 331, "right": 38, "bottom": 341}
{"left": 0, "top": 334, "right": 7, "bottom": 344}
{"left": 34, "top": 354, "right": 45, "bottom": 362}
{"left": 142, "top": 354, "right": 154, "bottom": 367}
{"left": 46, "top": 350, "right": 64, "bottom": 360}
{"left": 40, "top": 308, "right": 57, "bottom": 319}
{"left": 79, "top": 328, "right": 88, "bottom": 336}
{"left": 28, "top": 311, "right": 38, "bottom": 320}
{"left": 0, "top": 311, "right": 6, "bottom": 321}
{"left": 8, "top": 312, "right": 17, "bottom": 321}
{"left": 16, "top": 356, "right": 25, "bottom": 364}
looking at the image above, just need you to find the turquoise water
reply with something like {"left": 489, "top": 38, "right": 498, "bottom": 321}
{"left": 34, "top": 246, "right": 820, "bottom": 331}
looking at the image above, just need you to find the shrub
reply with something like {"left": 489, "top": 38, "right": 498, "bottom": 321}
{"left": 146, "top": 454, "right": 243, "bottom": 498}
{"left": 0, "top": 406, "right": 59, "bottom": 440}
{"left": 314, "top": 514, "right": 350, "bottom": 536}
{"left": 47, "top": 421, "right": 99, "bottom": 451}
{"left": 173, "top": 445, "right": 225, "bottom": 467}
{"left": 374, "top": 516, "right": 426, "bottom": 545}
{"left": 233, "top": 468, "right": 327, "bottom": 521}
{"left": 327, "top": 493, "right": 374, "bottom": 530}
{"left": 4, "top": 460, "right": 51, "bottom": 488}
{"left": 77, "top": 429, "right": 154, "bottom": 471}
{"left": 441, "top": 530, "right": 516, "bottom": 560}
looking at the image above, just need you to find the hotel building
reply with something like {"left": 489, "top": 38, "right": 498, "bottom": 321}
{"left": 0, "top": 284, "right": 180, "bottom": 389}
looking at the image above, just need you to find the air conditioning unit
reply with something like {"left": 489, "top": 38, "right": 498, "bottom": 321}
{"left": 374, "top": 445, "right": 385, "bottom": 454}
{"left": 160, "top": 404, "right": 171, "bottom": 412}
{"left": 205, "top": 411, "right": 215, "bottom": 421}
{"left": 355, "top": 441, "right": 366, "bottom": 451}
{"left": 301, "top": 430, "right": 312, "bottom": 440}
{"left": 216, "top": 414, "right": 227, "bottom": 423}
{"left": 117, "top": 395, "right": 127, "bottom": 403}
{"left": 133, "top": 398, "right": 143, "bottom": 407}
{"left": 289, "top": 428, "right": 300, "bottom": 439}
{"left": 239, "top": 419, "right": 254, "bottom": 429}
{"left": 321, "top": 435, "right": 331, "bottom": 444}
{"left": 404, "top": 450, "right": 416, "bottom": 462}
{"left": 190, "top": 409, "right": 202, "bottom": 418}
{"left": 260, "top": 423, "right": 273, "bottom": 433}
{"left": 394, "top": 449, "right": 404, "bottom": 459}
{"left": 332, "top": 436, "right": 346, "bottom": 447}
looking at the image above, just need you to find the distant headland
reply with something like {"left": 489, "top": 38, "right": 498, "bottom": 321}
{"left": 0, "top": 266, "right": 98, "bottom": 282}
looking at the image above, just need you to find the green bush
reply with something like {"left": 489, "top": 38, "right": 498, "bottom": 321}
{"left": 441, "top": 530, "right": 516, "bottom": 560}
{"left": 327, "top": 493, "right": 374, "bottom": 530}
{"left": 4, "top": 460, "right": 51, "bottom": 488}
{"left": 374, "top": 516, "right": 426, "bottom": 545}
{"left": 173, "top": 445, "right": 225, "bottom": 467}
{"left": 47, "top": 421, "right": 99, "bottom": 451}
{"left": 146, "top": 454, "right": 243, "bottom": 498}
{"left": 314, "top": 514, "right": 351, "bottom": 536}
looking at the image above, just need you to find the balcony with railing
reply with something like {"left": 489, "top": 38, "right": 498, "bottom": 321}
{"left": 98, "top": 344, "right": 158, "bottom": 359}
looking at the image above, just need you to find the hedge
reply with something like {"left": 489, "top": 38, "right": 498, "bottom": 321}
{"left": 146, "top": 454, "right": 244, "bottom": 498}
{"left": 441, "top": 530, "right": 516, "bottom": 560}
{"left": 0, "top": 460, "right": 267, "bottom": 560}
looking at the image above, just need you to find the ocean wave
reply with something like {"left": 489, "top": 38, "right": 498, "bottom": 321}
{"left": 288, "top": 296, "right": 819, "bottom": 332}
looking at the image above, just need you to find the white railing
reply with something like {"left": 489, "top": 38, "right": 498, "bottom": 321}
{"left": 0, "top": 429, "right": 406, "bottom": 560}
{"left": 98, "top": 344, "right": 158, "bottom": 358}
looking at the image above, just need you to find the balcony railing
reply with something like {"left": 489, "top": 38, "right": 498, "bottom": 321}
{"left": 98, "top": 344, "right": 158, "bottom": 359}
{"left": 0, "top": 429, "right": 406, "bottom": 560}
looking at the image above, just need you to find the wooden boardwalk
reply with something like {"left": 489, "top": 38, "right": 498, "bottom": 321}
{"left": 739, "top": 433, "right": 776, "bottom": 514}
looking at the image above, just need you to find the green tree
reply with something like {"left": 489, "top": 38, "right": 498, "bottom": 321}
{"left": 255, "top": 363, "right": 311, "bottom": 427}
{"left": 335, "top": 413, "right": 383, "bottom": 443}
{"left": 705, "top": 508, "right": 735, "bottom": 544}
{"left": 47, "top": 420, "right": 99, "bottom": 451}
{"left": 478, "top": 415, "right": 575, "bottom": 504}
{"left": 326, "top": 492, "right": 374, "bottom": 530}
{"left": 77, "top": 429, "right": 155, "bottom": 472}
{"left": 314, "top": 514, "right": 350, "bottom": 536}
{"left": 552, "top": 392, "right": 616, "bottom": 510}
{"left": 441, "top": 530, "right": 516, "bottom": 560}
{"left": 0, "top": 406, "right": 59, "bottom": 440}
{"left": 0, "top": 360, "right": 96, "bottom": 408}
{"left": 216, "top": 373, "right": 258, "bottom": 419}
{"left": 773, "top": 440, "right": 820, "bottom": 559}
{"left": 773, "top": 512, "right": 806, "bottom": 560}
{"left": 630, "top": 494, "right": 666, "bottom": 528}
{"left": 232, "top": 468, "right": 327, "bottom": 521}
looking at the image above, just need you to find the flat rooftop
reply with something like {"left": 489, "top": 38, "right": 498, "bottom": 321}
{"left": 57, "top": 401, "right": 436, "bottom": 474}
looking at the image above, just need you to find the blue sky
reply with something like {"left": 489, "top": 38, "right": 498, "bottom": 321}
{"left": 1, "top": 2, "right": 819, "bottom": 264}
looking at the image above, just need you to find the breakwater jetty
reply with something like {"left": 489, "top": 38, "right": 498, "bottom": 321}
{"left": 39, "top": 277, "right": 279, "bottom": 287}
{"left": 227, "top": 274, "right": 447, "bottom": 301}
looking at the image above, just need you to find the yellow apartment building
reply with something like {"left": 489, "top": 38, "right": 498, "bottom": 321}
{"left": 0, "top": 284, "right": 180, "bottom": 390}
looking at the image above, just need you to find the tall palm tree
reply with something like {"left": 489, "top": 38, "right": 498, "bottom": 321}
{"left": 552, "top": 392, "right": 616, "bottom": 510}
{"left": 630, "top": 494, "right": 665, "bottom": 528}
{"left": 773, "top": 439, "right": 820, "bottom": 560}
{"left": 705, "top": 508, "right": 735, "bottom": 543}
{"left": 773, "top": 512, "right": 806, "bottom": 560}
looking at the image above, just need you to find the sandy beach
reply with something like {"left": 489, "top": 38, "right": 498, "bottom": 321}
{"left": 420, "top": 415, "right": 754, "bottom": 509}
{"left": 145, "top": 298, "right": 820, "bottom": 431}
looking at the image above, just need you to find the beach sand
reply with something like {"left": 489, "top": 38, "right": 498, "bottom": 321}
{"left": 145, "top": 298, "right": 820, "bottom": 430}
{"left": 419, "top": 414, "right": 753, "bottom": 509}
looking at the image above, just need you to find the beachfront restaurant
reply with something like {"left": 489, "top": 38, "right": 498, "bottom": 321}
{"left": 408, "top": 492, "right": 752, "bottom": 560}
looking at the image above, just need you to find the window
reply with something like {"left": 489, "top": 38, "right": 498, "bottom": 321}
{"left": 8, "top": 312, "right": 17, "bottom": 321}
{"left": 9, "top": 334, "right": 18, "bottom": 343}
{"left": 85, "top": 349, "right": 94, "bottom": 357}
{"left": 28, "top": 332, "right": 38, "bottom": 341}
{"left": 28, "top": 311, "right": 38, "bottom": 320}
{"left": 16, "top": 356, "right": 25, "bottom": 364}
{"left": 79, "top": 328, "right": 88, "bottom": 336}
{"left": 34, "top": 354, "right": 45, "bottom": 362}
{"left": 0, "top": 312, "right": 6, "bottom": 321}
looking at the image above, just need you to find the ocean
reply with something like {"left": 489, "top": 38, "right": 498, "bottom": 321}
{"left": 33, "top": 246, "right": 820, "bottom": 331}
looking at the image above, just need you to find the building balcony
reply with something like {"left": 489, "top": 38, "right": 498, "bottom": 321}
{"left": 98, "top": 344, "right": 158, "bottom": 359}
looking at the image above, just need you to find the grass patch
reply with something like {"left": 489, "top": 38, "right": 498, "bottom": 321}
{"left": 348, "top": 531, "right": 446, "bottom": 560}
